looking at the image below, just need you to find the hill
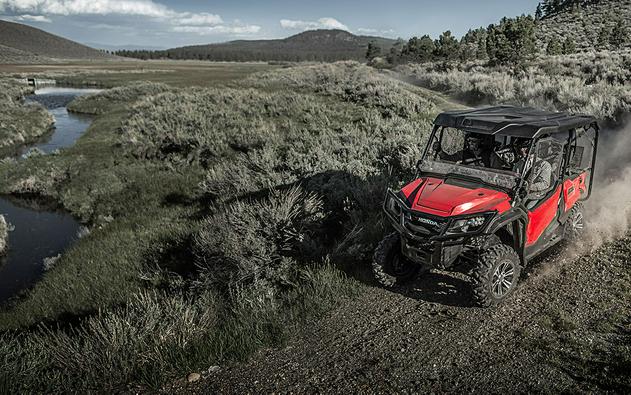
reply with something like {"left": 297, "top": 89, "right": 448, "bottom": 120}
{"left": 116, "top": 30, "right": 397, "bottom": 62}
{"left": 0, "top": 43, "right": 50, "bottom": 64}
{"left": 536, "top": 0, "right": 631, "bottom": 52}
{"left": 0, "top": 20, "right": 113, "bottom": 62}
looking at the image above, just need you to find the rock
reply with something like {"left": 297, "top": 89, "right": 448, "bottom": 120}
{"left": 208, "top": 365, "right": 221, "bottom": 374}
{"left": 187, "top": 372, "right": 201, "bottom": 383}
{"left": 0, "top": 214, "right": 8, "bottom": 255}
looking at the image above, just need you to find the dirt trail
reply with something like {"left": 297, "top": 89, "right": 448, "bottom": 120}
{"left": 183, "top": 237, "right": 627, "bottom": 393}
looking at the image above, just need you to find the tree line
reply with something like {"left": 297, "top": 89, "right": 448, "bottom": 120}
{"left": 369, "top": 16, "right": 541, "bottom": 65}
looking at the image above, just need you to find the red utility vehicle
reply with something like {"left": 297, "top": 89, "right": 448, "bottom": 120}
{"left": 374, "top": 106, "right": 599, "bottom": 306}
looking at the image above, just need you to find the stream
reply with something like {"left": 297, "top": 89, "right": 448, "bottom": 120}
{"left": 0, "top": 87, "right": 99, "bottom": 303}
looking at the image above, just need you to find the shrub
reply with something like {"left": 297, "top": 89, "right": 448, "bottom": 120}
{"left": 193, "top": 186, "right": 325, "bottom": 295}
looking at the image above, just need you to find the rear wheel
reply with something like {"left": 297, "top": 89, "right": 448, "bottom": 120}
{"left": 373, "top": 232, "right": 420, "bottom": 288}
{"left": 471, "top": 244, "right": 521, "bottom": 307}
{"left": 564, "top": 202, "right": 585, "bottom": 242}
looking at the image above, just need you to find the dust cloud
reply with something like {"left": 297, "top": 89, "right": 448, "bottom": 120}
{"left": 583, "top": 121, "right": 631, "bottom": 250}
{"left": 529, "top": 121, "right": 631, "bottom": 281}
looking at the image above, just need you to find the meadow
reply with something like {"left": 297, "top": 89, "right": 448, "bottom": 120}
{"left": 0, "top": 61, "right": 452, "bottom": 392}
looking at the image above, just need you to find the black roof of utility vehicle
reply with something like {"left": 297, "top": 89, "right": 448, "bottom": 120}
{"left": 434, "top": 106, "right": 597, "bottom": 138}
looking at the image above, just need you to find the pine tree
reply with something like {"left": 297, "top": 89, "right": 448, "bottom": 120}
{"left": 535, "top": 3, "right": 543, "bottom": 20}
{"left": 366, "top": 42, "right": 382, "bottom": 60}
{"left": 486, "top": 16, "right": 536, "bottom": 65}
{"left": 435, "top": 31, "right": 460, "bottom": 60}
{"left": 401, "top": 35, "right": 435, "bottom": 62}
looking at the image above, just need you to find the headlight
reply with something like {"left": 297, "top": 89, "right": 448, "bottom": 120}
{"left": 446, "top": 216, "right": 487, "bottom": 234}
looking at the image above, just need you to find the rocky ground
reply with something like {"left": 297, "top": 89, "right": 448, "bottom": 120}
{"left": 171, "top": 234, "right": 631, "bottom": 393}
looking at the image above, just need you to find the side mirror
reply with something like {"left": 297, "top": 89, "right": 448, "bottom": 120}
{"left": 432, "top": 141, "right": 442, "bottom": 153}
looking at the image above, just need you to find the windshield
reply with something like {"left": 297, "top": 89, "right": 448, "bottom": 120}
{"left": 421, "top": 127, "right": 528, "bottom": 190}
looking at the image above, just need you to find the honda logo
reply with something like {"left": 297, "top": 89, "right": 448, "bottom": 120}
{"left": 417, "top": 217, "right": 439, "bottom": 227}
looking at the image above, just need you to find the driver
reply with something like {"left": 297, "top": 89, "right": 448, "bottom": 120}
{"left": 513, "top": 140, "right": 553, "bottom": 202}
{"left": 441, "top": 134, "right": 494, "bottom": 167}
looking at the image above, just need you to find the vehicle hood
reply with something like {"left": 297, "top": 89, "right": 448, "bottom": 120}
{"left": 400, "top": 177, "right": 511, "bottom": 217}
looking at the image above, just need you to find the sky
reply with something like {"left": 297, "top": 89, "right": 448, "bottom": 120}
{"left": 0, "top": 0, "right": 541, "bottom": 49}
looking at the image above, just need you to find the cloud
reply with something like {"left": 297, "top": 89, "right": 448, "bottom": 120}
{"left": 280, "top": 17, "right": 349, "bottom": 31}
{"left": 356, "top": 27, "right": 377, "bottom": 34}
{"left": 173, "top": 24, "right": 261, "bottom": 36}
{"left": 174, "top": 12, "right": 222, "bottom": 26}
{"left": 0, "top": 0, "right": 261, "bottom": 38}
{"left": 0, "top": 0, "right": 173, "bottom": 18}
{"left": 13, "top": 14, "right": 52, "bottom": 22}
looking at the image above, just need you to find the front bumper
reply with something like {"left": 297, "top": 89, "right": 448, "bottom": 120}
{"left": 384, "top": 190, "right": 487, "bottom": 268}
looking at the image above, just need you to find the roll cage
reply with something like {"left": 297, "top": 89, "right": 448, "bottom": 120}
{"left": 419, "top": 106, "right": 599, "bottom": 201}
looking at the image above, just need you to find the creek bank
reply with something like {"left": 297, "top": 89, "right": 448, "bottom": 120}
{"left": 0, "top": 87, "right": 97, "bottom": 304}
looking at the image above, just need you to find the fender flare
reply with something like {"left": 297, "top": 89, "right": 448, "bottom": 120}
{"left": 486, "top": 207, "right": 529, "bottom": 265}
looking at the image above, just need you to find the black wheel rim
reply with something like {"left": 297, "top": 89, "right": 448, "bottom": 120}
{"left": 492, "top": 259, "right": 515, "bottom": 298}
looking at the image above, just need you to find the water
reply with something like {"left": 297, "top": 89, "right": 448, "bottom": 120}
{"left": 0, "top": 198, "right": 80, "bottom": 302}
{"left": 19, "top": 87, "right": 100, "bottom": 156}
{"left": 0, "top": 87, "right": 98, "bottom": 304}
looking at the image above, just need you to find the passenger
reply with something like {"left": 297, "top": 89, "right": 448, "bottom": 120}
{"left": 514, "top": 140, "right": 553, "bottom": 203}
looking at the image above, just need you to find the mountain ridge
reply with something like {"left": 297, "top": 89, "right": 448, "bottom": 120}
{"left": 117, "top": 29, "right": 397, "bottom": 62}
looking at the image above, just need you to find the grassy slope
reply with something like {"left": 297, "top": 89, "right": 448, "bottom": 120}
{"left": 537, "top": 0, "right": 631, "bottom": 52}
{"left": 0, "top": 62, "right": 458, "bottom": 392}
{"left": 397, "top": 51, "right": 631, "bottom": 121}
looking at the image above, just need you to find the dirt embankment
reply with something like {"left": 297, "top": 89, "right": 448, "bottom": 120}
{"left": 175, "top": 122, "right": 631, "bottom": 393}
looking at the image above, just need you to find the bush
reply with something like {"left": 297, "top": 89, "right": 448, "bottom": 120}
{"left": 193, "top": 186, "right": 325, "bottom": 295}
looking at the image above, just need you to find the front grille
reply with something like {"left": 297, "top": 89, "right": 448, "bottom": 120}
{"left": 400, "top": 211, "right": 446, "bottom": 237}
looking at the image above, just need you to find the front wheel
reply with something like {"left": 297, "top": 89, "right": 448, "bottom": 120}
{"left": 471, "top": 244, "right": 521, "bottom": 307}
{"left": 373, "top": 232, "right": 420, "bottom": 288}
